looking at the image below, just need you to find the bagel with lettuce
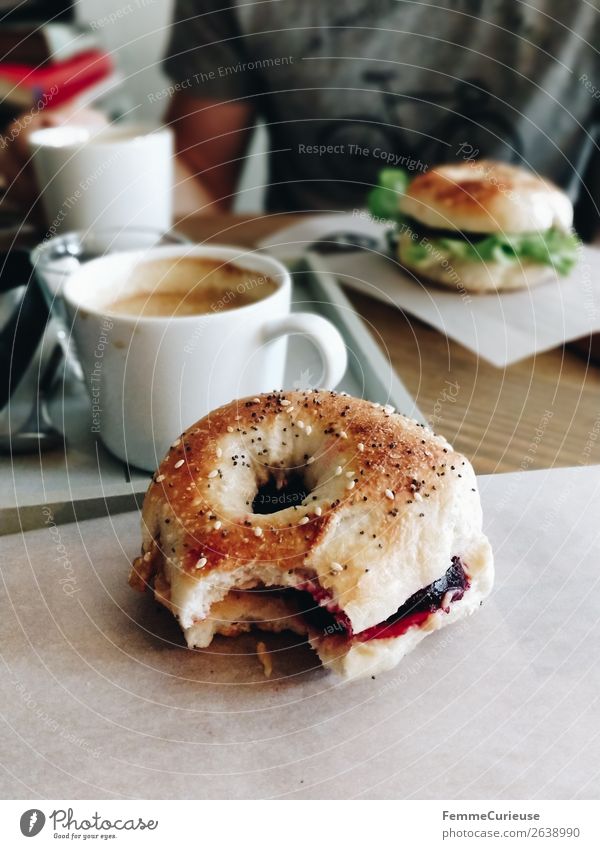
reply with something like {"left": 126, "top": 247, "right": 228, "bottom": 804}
{"left": 368, "top": 161, "right": 579, "bottom": 293}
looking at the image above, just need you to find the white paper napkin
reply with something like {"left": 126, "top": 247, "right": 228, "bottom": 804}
{"left": 1, "top": 464, "right": 599, "bottom": 798}
{"left": 259, "top": 215, "right": 600, "bottom": 368}
{"left": 257, "top": 211, "right": 388, "bottom": 260}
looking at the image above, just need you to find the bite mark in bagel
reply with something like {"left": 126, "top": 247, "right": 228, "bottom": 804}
{"left": 130, "top": 391, "right": 493, "bottom": 680}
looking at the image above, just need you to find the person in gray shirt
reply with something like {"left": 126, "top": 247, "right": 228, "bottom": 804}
{"left": 164, "top": 0, "right": 600, "bottom": 230}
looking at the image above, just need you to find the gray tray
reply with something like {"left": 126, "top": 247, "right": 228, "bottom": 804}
{"left": 0, "top": 256, "right": 423, "bottom": 535}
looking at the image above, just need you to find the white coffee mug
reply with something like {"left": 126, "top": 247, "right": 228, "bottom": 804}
{"left": 63, "top": 244, "right": 347, "bottom": 470}
{"left": 28, "top": 123, "right": 173, "bottom": 233}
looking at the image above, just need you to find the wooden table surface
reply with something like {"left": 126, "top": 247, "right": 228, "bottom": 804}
{"left": 177, "top": 213, "right": 600, "bottom": 476}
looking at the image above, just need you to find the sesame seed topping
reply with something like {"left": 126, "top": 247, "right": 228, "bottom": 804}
{"left": 174, "top": 459, "right": 184, "bottom": 469}
{"left": 315, "top": 506, "right": 322, "bottom": 516}
{"left": 384, "top": 404, "right": 395, "bottom": 415}
{"left": 196, "top": 557, "right": 207, "bottom": 568}
{"left": 216, "top": 447, "right": 222, "bottom": 458}
{"left": 254, "top": 527, "right": 263, "bottom": 537}
{"left": 305, "top": 425, "right": 312, "bottom": 435}
{"left": 330, "top": 561, "right": 343, "bottom": 573}
{"left": 335, "top": 466, "right": 343, "bottom": 476}
{"left": 346, "top": 480, "right": 356, "bottom": 490}
{"left": 346, "top": 471, "right": 354, "bottom": 478}
{"left": 299, "top": 516, "right": 309, "bottom": 525}
{"left": 297, "top": 421, "right": 305, "bottom": 429}
{"left": 385, "top": 489, "right": 395, "bottom": 500}
{"left": 414, "top": 492, "right": 423, "bottom": 502}
{"left": 155, "top": 474, "right": 165, "bottom": 483}
{"left": 171, "top": 438, "right": 181, "bottom": 448}
{"left": 339, "top": 430, "right": 348, "bottom": 439}
{"left": 307, "top": 456, "right": 315, "bottom": 464}
{"left": 371, "top": 402, "right": 380, "bottom": 408}
{"left": 227, "top": 426, "right": 234, "bottom": 433}
{"left": 214, "top": 520, "right": 222, "bottom": 530}
{"left": 280, "top": 399, "right": 291, "bottom": 406}
{"left": 252, "top": 397, "right": 261, "bottom": 403}
{"left": 207, "top": 469, "right": 219, "bottom": 478}
{"left": 357, "top": 443, "right": 365, "bottom": 452}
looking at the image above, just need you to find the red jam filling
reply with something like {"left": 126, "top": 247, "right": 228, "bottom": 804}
{"left": 355, "top": 609, "right": 434, "bottom": 642}
{"left": 296, "top": 557, "right": 470, "bottom": 642}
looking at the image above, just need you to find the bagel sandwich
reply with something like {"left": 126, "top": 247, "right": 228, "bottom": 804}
{"left": 129, "top": 391, "right": 494, "bottom": 680}
{"left": 368, "top": 161, "right": 579, "bottom": 293}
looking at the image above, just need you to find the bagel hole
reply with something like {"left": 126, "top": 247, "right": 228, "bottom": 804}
{"left": 252, "top": 470, "right": 309, "bottom": 515}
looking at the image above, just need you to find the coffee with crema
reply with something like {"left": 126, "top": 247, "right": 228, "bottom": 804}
{"left": 104, "top": 257, "right": 278, "bottom": 318}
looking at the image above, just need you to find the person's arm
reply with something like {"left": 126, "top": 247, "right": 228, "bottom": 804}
{"left": 162, "top": 0, "right": 261, "bottom": 215}
{"left": 166, "top": 92, "right": 255, "bottom": 216}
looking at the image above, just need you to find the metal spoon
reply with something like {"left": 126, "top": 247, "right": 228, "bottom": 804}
{"left": 0, "top": 344, "right": 65, "bottom": 454}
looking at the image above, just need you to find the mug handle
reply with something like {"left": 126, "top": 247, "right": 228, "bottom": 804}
{"left": 262, "top": 312, "right": 347, "bottom": 389}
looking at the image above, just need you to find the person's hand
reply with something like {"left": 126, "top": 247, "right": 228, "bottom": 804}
{"left": 0, "top": 103, "right": 108, "bottom": 216}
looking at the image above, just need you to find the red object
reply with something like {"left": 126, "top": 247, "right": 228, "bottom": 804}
{"left": 355, "top": 609, "right": 434, "bottom": 641}
{"left": 0, "top": 50, "right": 113, "bottom": 108}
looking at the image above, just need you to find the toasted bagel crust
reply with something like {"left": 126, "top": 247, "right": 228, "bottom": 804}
{"left": 401, "top": 160, "right": 573, "bottom": 234}
{"left": 130, "top": 391, "right": 493, "bottom": 679}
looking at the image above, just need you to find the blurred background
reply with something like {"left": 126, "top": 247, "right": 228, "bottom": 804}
{"left": 77, "top": 0, "right": 267, "bottom": 211}
{"left": 0, "top": 0, "right": 267, "bottom": 210}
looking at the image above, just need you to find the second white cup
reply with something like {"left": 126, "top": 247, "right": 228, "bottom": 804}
{"left": 28, "top": 123, "right": 173, "bottom": 234}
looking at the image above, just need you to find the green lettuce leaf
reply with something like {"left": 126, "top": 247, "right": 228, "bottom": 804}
{"left": 367, "top": 168, "right": 411, "bottom": 220}
{"left": 399, "top": 226, "right": 580, "bottom": 275}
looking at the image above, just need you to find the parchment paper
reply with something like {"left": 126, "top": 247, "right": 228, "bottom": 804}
{"left": 259, "top": 215, "right": 600, "bottom": 367}
{"left": 1, "top": 465, "right": 599, "bottom": 800}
